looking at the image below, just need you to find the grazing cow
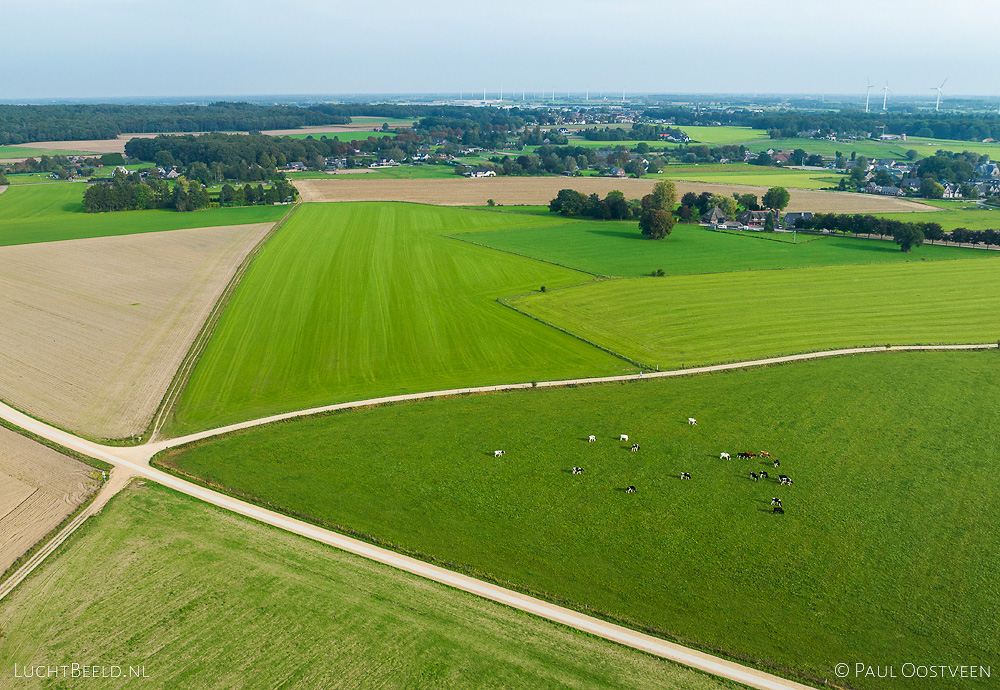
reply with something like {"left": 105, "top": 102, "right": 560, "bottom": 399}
{"left": 737, "top": 452, "right": 751, "bottom": 460}
{"left": 760, "top": 451, "right": 771, "bottom": 458}
{"left": 680, "top": 472, "right": 691, "bottom": 480}
{"left": 720, "top": 452, "right": 731, "bottom": 460}
{"left": 631, "top": 444, "right": 639, "bottom": 452}
{"left": 770, "top": 497, "right": 782, "bottom": 507}
{"left": 688, "top": 418, "right": 697, "bottom": 425}
{"left": 779, "top": 475, "right": 793, "bottom": 486}
{"left": 773, "top": 506, "right": 785, "bottom": 514}
{"left": 494, "top": 450, "right": 505, "bottom": 458}
{"left": 620, "top": 434, "right": 629, "bottom": 442}
{"left": 588, "top": 435, "right": 596, "bottom": 443}
{"left": 625, "top": 486, "right": 636, "bottom": 493}
{"left": 773, "top": 459, "right": 780, "bottom": 468}
{"left": 759, "top": 471, "right": 768, "bottom": 480}
{"left": 750, "top": 472, "right": 759, "bottom": 482}
{"left": 572, "top": 467, "right": 583, "bottom": 474}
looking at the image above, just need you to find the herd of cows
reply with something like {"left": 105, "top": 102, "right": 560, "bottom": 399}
{"left": 493, "top": 420, "right": 794, "bottom": 513}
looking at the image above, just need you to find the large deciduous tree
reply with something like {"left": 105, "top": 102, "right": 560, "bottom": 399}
{"left": 762, "top": 186, "right": 790, "bottom": 218}
{"left": 893, "top": 224, "right": 925, "bottom": 253}
{"left": 639, "top": 209, "right": 674, "bottom": 239}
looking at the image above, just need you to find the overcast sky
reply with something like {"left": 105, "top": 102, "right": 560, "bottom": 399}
{"left": 4, "top": 0, "right": 999, "bottom": 102}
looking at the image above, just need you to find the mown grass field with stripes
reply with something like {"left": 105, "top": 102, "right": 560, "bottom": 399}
{"left": 0, "top": 481, "right": 733, "bottom": 690}
{"left": 460, "top": 216, "right": 988, "bottom": 278}
{"left": 166, "top": 203, "right": 625, "bottom": 434}
{"left": 512, "top": 257, "right": 1000, "bottom": 369}
{"left": 157, "top": 351, "right": 1000, "bottom": 689}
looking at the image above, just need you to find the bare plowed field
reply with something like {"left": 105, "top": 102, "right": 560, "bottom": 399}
{"left": 294, "top": 177, "right": 935, "bottom": 213}
{"left": 0, "top": 425, "right": 97, "bottom": 574}
{"left": 0, "top": 223, "right": 273, "bottom": 439}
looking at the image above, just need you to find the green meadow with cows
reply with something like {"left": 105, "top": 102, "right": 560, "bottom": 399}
{"left": 156, "top": 350, "right": 1000, "bottom": 689}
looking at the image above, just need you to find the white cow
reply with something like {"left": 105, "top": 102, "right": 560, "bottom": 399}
{"left": 494, "top": 450, "right": 505, "bottom": 457}
{"left": 620, "top": 434, "right": 629, "bottom": 442}
{"left": 588, "top": 435, "right": 596, "bottom": 442}
{"left": 720, "top": 452, "right": 730, "bottom": 460}
{"left": 688, "top": 418, "right": 697, "bottom": 425}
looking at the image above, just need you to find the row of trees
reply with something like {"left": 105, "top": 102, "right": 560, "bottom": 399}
{"left": 0, "top": 102, "right": 347, "bottom": 145}
{"left": 548, "top": 181, "right": 679, "bottom": 239}
{"left": 81, "top": 173, "right": 294, "bottom": 213}
{"left": 581, "top": 124, "right": 688, "bottom": 141}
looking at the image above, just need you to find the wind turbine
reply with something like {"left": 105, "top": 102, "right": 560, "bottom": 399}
{"left": 881, "top": 81, "right": 891, "bottom": 112}
{"left": 865, "top": 78, "right": 874, "bottom": 113}
{"left": 932, "top": 78, "right": 948, "bottom": 112}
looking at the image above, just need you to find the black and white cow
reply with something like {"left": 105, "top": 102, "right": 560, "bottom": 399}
{"left": 588, "top": 435, "right": 596, "bottom": 442}
{"left": 770, "top": 497, "right": 782, "bottom": 507}
{"left": 625, "top": 486, "right": 636, "bottom": 493}
{"left": 773, "top": 459, "right": 781, "bottom": 468}
{"left": 779, "top": 475, "right": 793, "bottom": 486}
{"left": 494, "top": 450, "right": 505, "bottom": 458}
{"left": 572, "top": 467, "right": 584, "bottom": 474}
{"left": 750, "top": 472, "right": 759, "bottom": 482}
{"left": 680, "top": 472, "right": 691, "bottom": 480}
{"left": 759, "top": 471, "right": 768, "bottom": 480}
{"left": 720, "top": 452, "right": 731, "bottom": 460}
{"left": 631, "top": 444, "right": 639, "bottom": 452}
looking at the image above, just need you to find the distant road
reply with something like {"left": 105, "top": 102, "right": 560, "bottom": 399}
{"left": 3, "top": 343, "right": 996, "bottom": 689}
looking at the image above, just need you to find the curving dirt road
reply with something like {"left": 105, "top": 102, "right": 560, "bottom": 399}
{"left": 2, "top": 343, "right": 996, "bottom": 689}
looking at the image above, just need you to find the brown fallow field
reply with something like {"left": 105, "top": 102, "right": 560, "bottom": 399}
{"left": 0, "top": 425, "right": 98, "bottom": 575}
{"left": 293, "top": 177, "right": 935, "bottom": 213}
{"left": 0, "top": 223, "right": 273, "bottom": 440}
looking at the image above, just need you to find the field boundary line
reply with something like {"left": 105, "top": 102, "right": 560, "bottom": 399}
{"left": 144, "top": 203, "right": 301, "bottom": 442}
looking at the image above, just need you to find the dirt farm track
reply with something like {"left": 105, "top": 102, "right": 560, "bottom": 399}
{"left": 293, "top": 177, "right": 935, "bottom": 213}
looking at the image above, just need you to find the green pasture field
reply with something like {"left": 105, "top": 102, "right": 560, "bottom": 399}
{"left": 156, "top": 351, "right": 1000, "bottom": 689}
{"left": 166, "top": 203, "right": 625, "bottom": 434}
{"left": 0, "top": 183, "right": 289, "bottom": 247}
{"left": 875, "top": 202, "right": 1000, "bottom": 231}
{"left": 513, "top": 258, "right": 1000, "bottom": 368}
{"left": 0, "top": 146, "right": 93, "bottom": 159}
{"left": 653, "top": 164, "right": 842, "bottom": 189}
{"left": 0, "top": 481, "right": 730, "bottom": 690}
{"left": 903, "top": 136, "right": 1000, "bottom": 159}
{"left": 344, "top": 115, "right": 415, "bottom": 129}
{"left": 0, "top": 173, "right": 71, "bottom": 185}
{"left": 460, "top": 219, "right": 987, "bottom": 278}
{"left": 280, "top": 130, "right": 397, "bottom": 140}
{"left": 743, "top": 138, "right": 917, "bottom": 159}
{"left": 678, "top": 125, "right": 771, "bottom": 145}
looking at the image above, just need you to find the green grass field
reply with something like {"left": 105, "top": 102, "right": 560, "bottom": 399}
{"left": 0, "top": 146, "right": 93, "bottom": 159}
{"left": 156, "top": 351, "right": 1000, "bottom": 689}
{"left": 652, "top": 163, "right": 843, "bottom": 189}
{"left": 0, "top": 183, "right": 289, "bottom": 246}
{"left": 461, "top": 219, "right": 989, "bottom": 277}
{"left": 876, "top": 202, "right": 1000, "bottom": 231}
{"left": 0, "top": 481, "right": 732, "bottom": 690}
{"left": 167, "top": 203, "right": 625, "bottom": 434}
{"left": 280, "top": 130, "right": 397, "bottom": 140}
{"left": 513, "top": 258, "right": 1000, "bottom": 368}
{"left": 679, "top": 126, "right": 771, "bottom": 145}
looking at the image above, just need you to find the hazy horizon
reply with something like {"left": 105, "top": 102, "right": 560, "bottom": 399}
{"left": 5, "top": 0, "right": 1000, "bottom": 104}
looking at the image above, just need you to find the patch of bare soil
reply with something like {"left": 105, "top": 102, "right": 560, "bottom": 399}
{"left": 0, "top": 425, "right": 97, "bottom": 574}
{"left": 292, "top": 177, "right": 936, "bottom": 213}
{"left": 0, "top": 223, "right": 273, "bottom": 439}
